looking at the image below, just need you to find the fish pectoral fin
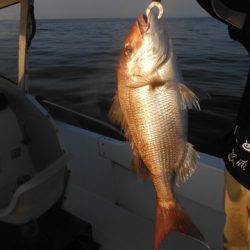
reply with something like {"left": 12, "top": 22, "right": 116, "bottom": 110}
{"left": 150, "top": 79, "right": 165, "bottom": 89}
{"left": 178, "top": 83, "right": 200, "bottom": 110}
{"left": 149, "top": 71, "right": 165, "bottom": 88}
{"left": 126, "top": 74, "right": 152, "bottom": 88}
{"left": 175, "top": 143, "right": 199, "bottom": 187}
{"left": 126, "top": 79, "right": 150, "bottom": 88}
{"left": 126, "top": 72, "right": 165, "bottom": 89}
{"left": 131, "top": 152, "right": 150, "bottom": 181}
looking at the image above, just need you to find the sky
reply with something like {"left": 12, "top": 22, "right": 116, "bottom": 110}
{"left": 0, "top": 0, "right": 209, "bottom": 19}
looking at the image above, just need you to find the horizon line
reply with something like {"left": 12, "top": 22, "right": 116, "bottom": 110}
{"left": 0, "top": 16, "right": 212, "bottom": 21}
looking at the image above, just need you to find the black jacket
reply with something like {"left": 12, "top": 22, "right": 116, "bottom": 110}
{"left": 196, "top": 0, "right": 250, "bottom": 189}
{"left": 223, "top": 65, "right": 250, "bottom": 190}
{"left": 224, "top": 4, "right": 250, "bottom": 190}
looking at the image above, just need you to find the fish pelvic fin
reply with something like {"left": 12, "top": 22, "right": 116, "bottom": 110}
{"left": 175, "top": 143, "right": 199, "bottom": 187}
{"left": 155, "top": 201, "right": 209, "bottom": 250}
{"left": 178, "top": 83, "right": 200, "bottom": 110}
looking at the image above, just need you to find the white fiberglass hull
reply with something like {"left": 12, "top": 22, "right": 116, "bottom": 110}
{"left": 55, "top": 120, "right": 225, "bottom": 250}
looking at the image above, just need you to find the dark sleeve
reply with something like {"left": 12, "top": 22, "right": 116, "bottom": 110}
{"left": 195, "top": 0, "right": 228, "bottom": 24}
{"left": 220, "top": 0, "right": 250, "bottom": 12}
{"left": 195, "top": 0, "right": 250, "bottom": 188}
{"left": 223, "top": 11, "right": 250, "bottom": 189}
{"left": 223, "top": 66, "right": 250, "bottom": 190}
{"left": 196, "top": 0, "right": 250, "bottom": 26}
{"left": 237, "top": 69, "right": 250, "bottom": 130}
{"left": 228, "top": 14, "right": 250, "bottom": 53}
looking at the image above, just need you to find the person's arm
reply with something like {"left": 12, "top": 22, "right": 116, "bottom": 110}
{"left": 196, "top": 0, "right": 250, "bottom": 52}
{"left": 196, "top": 0, "right": 250, "bottom": 189}
{"left": 220, "top": 0, "right": 250, "bottom": 12}
{"left": 196, "top": 0, "right": 227, "bottom": 23}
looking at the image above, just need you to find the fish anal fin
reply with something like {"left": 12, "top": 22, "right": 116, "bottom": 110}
{"left": 175, "top": 143, "right": 199, "bottom": 187}
{"left": 154, "top": 201, "right": 209, "bottom": 250}
{"left": 178, "top": 83, "right": 200, "bottom": 110}
{"left": 131, "top": 152, "right": 150, "bottom": 181}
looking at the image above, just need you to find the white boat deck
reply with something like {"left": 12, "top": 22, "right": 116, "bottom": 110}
{"left": 56, "top": 120, "right": 226, "bottom": 250}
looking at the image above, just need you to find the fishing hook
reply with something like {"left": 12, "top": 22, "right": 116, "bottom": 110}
{"left": 146, "top": 1, "right": 164, "bottom": 19}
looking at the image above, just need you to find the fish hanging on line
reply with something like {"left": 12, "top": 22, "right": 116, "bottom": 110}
{"left": 109, "top": 1, "right": 209, "bottom": 249}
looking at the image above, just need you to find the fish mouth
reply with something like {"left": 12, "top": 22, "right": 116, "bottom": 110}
{"left": 137, "top": 14, "right": 149, "bottom": 34}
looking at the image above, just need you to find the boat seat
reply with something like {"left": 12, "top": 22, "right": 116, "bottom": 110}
{"left": 0, "top": 106, "right": 34, "bottom": 210}
{"left": 0, "top": 89, "right": 69, "bottom": 224}
{"left": 0, "top": 153, "right": 69, "bottom": 224}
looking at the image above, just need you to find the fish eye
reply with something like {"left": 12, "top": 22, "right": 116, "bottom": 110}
{"left": 124, "top": 44, "right": 133, "bottom": 57}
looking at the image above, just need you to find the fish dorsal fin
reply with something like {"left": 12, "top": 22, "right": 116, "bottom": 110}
{"left": 109, "top": 93, "right": 132, "bottom": 143}
{"left": 108, "top": 93, "right": 137, "bottom": 156}
{"left": 109, "top": 94, "right": 150, "bottom": 180}
{"left": 178, "top": 83, "right": 200, "bottom": 110}
{"left": 108, "top": 93, "right": 124, "bottom": 126}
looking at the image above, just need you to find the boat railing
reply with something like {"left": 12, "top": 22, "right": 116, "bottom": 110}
{"left": 37, "top": 97, "right": 126, "bottom": 142}
{"left": 0, "top": 0, "right": 35, "bottom": 91}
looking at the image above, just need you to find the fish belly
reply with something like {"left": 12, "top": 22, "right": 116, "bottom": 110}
{"left": 121, "top": 84, "right": 186, "bottom": 177}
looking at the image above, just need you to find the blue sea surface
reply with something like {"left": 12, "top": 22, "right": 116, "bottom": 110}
{"left": 0, "top": 17, "right": 249, "bottom": 154}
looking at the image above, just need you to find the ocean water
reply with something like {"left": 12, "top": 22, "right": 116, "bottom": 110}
{"left": 0, "top": 17, "right": 249, "bottom": 155}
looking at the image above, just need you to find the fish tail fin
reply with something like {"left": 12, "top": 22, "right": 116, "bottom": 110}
{"left": 154, "top": 201, "right": 209, "bottom": 250}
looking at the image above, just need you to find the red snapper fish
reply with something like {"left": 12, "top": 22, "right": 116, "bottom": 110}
{"left": 109, "top": 2, "right": 208, "bottom": 249}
